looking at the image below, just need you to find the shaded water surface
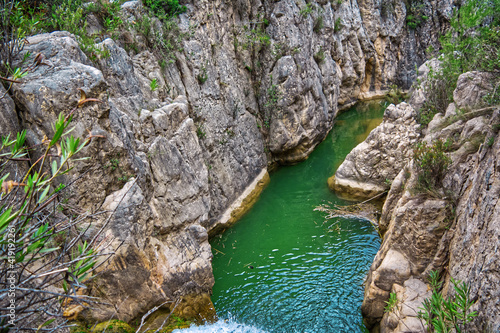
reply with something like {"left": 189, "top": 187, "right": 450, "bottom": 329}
{"left": 176, "top": 102, "right": 386, "bottom": 333}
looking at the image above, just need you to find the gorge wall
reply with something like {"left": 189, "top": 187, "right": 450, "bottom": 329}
{"left": 0, "top": 0, "right": 456, "bottom": 326}
{"left": 333, "top": 62, "right": 500, "bottom": 332}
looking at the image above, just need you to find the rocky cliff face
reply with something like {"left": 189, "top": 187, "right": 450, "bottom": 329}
{"left": 0, "top": 0, "right": 455, "bottom": 326}
{"left": 334, "top": 63, "right": 500, "bottom": 331}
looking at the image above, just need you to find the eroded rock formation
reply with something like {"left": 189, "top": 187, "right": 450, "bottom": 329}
{"left": 346, "top": 65, "right": 500, "bottom": 332}
{"left": 329, "top": 102, "right": 421, "bottom": 200}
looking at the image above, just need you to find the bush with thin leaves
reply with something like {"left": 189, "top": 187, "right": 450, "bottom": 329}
{"left": 0, "top": 95, "right": 111, "bottom": 332}
{"left": 413, "top": 139, "right": 452, "bottom": 191}
{"left": 142, "top": 0, "right": 186, "bottom": 20}
{"left": 419, "top": 271, "right": 477, "bottom": 333}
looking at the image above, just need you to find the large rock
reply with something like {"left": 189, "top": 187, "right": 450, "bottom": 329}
{"left": 380, "top": 278, "right": 431, "bottom": 333}
{"left": 86, "top": 179, "right": 214, "bottom": 322}
{"left": 361, "top": 166, "right": 453, "bottom": 328}
{"left": 330, "top": 102, "right": 421, "bottom": 200}
{"left": 0, "top": 84, "right": 20, "bottom": 137}
{"left": 118, "top": 0, "right": 450, "bottom": 164}
{"left": 0, "top": 84, "right": 27, "bottom": 178}
{"left": 453, "top": 71, "right": 497, "bottom": 110}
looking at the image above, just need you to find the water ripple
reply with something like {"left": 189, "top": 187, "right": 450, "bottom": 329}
{"left": 209, "top": 104, "right": 386, "bottom": 333}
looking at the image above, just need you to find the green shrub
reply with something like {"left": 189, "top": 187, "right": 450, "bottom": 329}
{"left": 441, "top": 0, "right": 500, "bottom": 75}
{"left": 265, "top": 83, "right": 281, "bottom": 109}
{"left": 49, "top": 0, "right": 124, "bottom": 61}
{"left": 0, "top": 93, "right": 108, "bottom": 331}
{"left": 334, "top": 17, "right": 342, "bottom": 32}
{"left": 300, "top": 3, "right": 314, "bottom": 17}
{"left": 384, "top": 292, "right": 398, "bottom": 313}
{"left": 385, "top": 84, "right": 406, "bottom": 105}
{"left": 419, "top": 271, "right": 477, "bottom": 333}
{"left": 142, "top": 0, "right": 186, "bottom": 19}
{"left": 413, "top": 139, "right": 452, "bottom": 191}
{"left": 0, "top": 0, "right": 49, "bottom": 74}
{"left": 313, "top": 16, "right": 324, "bottom": 33}
{"left": 0, "top": 0, "right": 125, "bottom": 67}
{"left": 418, "top": 0, "right": 500, "bottom": 123}
{"left": 242, "top": 26, "right": 270, "bottom": 51}
{"left": 150, "top": 78, "right": 159, "bottom": 91}
{"left": 314, "top": 47, "right": 325, "bottom": 64}
{"left": 197, "top": 66, "right": 208, "bottom": 84}
{"left": 416, "top": 64, "right": 456, "bottom": 126}
{"left": 134, "top": 12, "right": 184, "bottom": 65}
{"left": 405, "top": 2, "right": 427, "bottom": 30}
{"left": 196, "top": 125, "right": 206, "bottom": 139}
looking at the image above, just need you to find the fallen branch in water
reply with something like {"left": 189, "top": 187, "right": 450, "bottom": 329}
{"left": 314, "top": 200, "right": 382, "bottom": 236}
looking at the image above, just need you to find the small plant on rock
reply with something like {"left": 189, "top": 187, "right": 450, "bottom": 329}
{"left": 313, "top": 16, "right": 324, "bottom": 33}
{"left": 314, "top": 47, "right": 325, "bottom": 64}
{"left": 265, "top": 82, "right": 281, "bottom": 109}
{"left": 150, "top": 78, "right": 159, "bottom": 91}
{"left": 385, "top": 292, "right": 399, "bottom": 313}
{"left": 419, "top": 271, "right": 477, "bottom": 333}
{"left": 385, "top": 84, "right": 406, "bottom": 105}
{"left": 405, "top": 2, "right": 428, "bottom": 30}
{"left": 416, "top": 0, "right": 500, "bottom": 124}
{"left": 334, "top": 17, "right": 343, "bottom": 32}
{"left": 300, "top": 3, "right": 314, "bottom": 17}
{"left": 197, "top": 66, "right": 208, "bottom": 84}
{"left": 142, "top": 0, "right": 186, "bottom": 19}
{"left": 413, "top": 139, "right": 452, "bottom": 191}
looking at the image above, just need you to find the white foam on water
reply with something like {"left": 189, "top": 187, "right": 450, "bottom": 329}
{"left": 172, "top": 317, "right": 268, "bottom": 333}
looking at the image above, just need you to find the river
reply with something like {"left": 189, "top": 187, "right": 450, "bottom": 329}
{"left": 174, "top": 102, "right": 386, "bottom": 333}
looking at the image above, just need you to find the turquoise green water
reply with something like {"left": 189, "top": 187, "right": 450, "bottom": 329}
{"left": 209, "top": 102, "right": 386, "bottom": 333}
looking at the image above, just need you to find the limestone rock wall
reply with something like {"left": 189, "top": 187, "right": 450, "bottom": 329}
{"left": 0, "top": 0, "right": 456, "bottom": 326}
{"left": 120, "top": 0, "right": 451, "bottom": 166}
{"left": 330, "top": 102, "right": 421, "bottom": 200}
{"left": 355, "top": 67, "right": 500, "bottom": 332}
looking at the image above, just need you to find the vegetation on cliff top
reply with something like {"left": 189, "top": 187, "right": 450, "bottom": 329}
{"left": 0, "top": 0, "right": 187, "bottom": 76}
{"left": 417, "top": 0, "right": 500, "bottom": 126}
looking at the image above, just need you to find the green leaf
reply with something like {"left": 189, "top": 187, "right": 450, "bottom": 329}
{"left": 37, "top": 318, "right": 55, "bottom": 332}
{"left": 62, "top": 126, "right": 76, "bottom": 138}
{"left": 76, "top": 260, "right": 96, "bottom": 278}
{"left": 11, "top": 130, "right": 27, "bottom": 154}
{"left": 16, "top": 251, "right": 25, "bottom": 263}
{"left": 51, "top": 160, "right": 58, "bottom": 176}
{"left": 38, "top": 185, "right": 50, "bottom": 204}
{"left": 2, "top": 133, "right": 11, "bottom": 147}
{"left": 38, "top": 247, "right": 60, "bottom": 254}
{"left": 62, "top": 280, "right": 68, "bottom": 293}
{"left": 50, "top": 113, "right": 68, "bottom": 147}
{"left": 0, "top": 208, "right": 13, "bottom": 233}
{"left": 27, "top": 240, "right": 42, "bottom": 253}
